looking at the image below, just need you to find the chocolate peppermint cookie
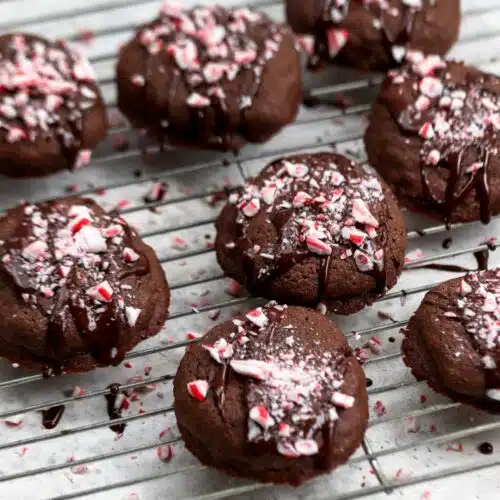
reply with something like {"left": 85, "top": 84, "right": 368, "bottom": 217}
{"left": 365, "top": 53, "right": 500, "bottom": 224}
{"left": 116, "top": 2, "right": 301, "bottom": 150}
{"left": 215, "top": 153, "right": 406, "bottom": 315}
{"left": 0, "top": 197, "right": 170, "bottom": 375}
{"left": 403, "top": 270, "right": 500, "bottom": 413}
{"left": 174, "top": 302, "right": 368, "bottom": 485}
{"left": 286, "top": 0, "right": 459, "bottom": 71}
{"left": 0, "top": 33, "right": 107, "bottom": 177}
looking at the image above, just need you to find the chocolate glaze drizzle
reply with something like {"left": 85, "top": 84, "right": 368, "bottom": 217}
{"left": 105, "top": 383, "right": 127, "bottom": 434}
{"left": 130, "top": 4, "right": 285, "bottom": 148}
{"left": 385, "top": 55, "right": 500, "bottom": 224}
{"left": 0, "top": 34, "right": 100, "bottom": 169}
{"left": 309, "top": 0, "right": 424, "bottom": 69}
{"left": 226, "top": 154, "right": 389, "bottom": 304}
{"left": 0, "top": 199, "right": 149, "bottom": 374}
{"left": 41, "top": 405, "right": 65, "bottom": 429}
{"left": 202, "top": 302, "right": 356, "bottom": 466}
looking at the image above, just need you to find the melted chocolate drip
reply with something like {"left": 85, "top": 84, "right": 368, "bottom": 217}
{"left": 474, "top": 248, "right": 490, "bottom": 271}
{"left": 442, "top": 237, "right": 453, "bottom": 249}
{"left": 0, "top": 200, "right": 149, "bottom": 373}
{"left": 41, "top": 405, "right": 65, "bottom": 429}
{"left": 105, "top": 383, "right": 127, "bottom": 434}
{"left": 478, "top": 442, "right": 494, "bottom": 455}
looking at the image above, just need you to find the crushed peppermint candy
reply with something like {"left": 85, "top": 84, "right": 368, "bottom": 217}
{"left": 0, "top": 199, "right": 147, "bottom": 367}
{"left": 228, "top": 154, "right": 386, "bottom": 292}
{"left": 387, "top": 52, "right": 500, "bottom": 223}
{"left": 0, "top": 34, "right": 100, "bottom": 170}
{"left": 449, "top": 271, "right": 500, "bottom": 379}
{"left": 195, "top": 302, "right": 357, "bottom": 458}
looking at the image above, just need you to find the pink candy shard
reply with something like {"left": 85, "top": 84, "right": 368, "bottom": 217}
{"left": 331, "top": 391, "right": 355, "bottom": 409}
{"left": 187, "top": 380, "right": 209, "bottom": 401}
{"left": 351, "top": 198, "right": 379, "bottom": 227}
{"left": 306, "top": 234, "right": 332, "bottom": 255}
{"left": 230, "top": 359, "right": 270, "bottom": 380}
{"left": 249, "top": 405, "right": 275, "bottom": 429}
{"left": 327, "top": 28, "right": 348, "bottom": 57}
{"left": 245, "top": 307, "right": 269, "bottom": 327}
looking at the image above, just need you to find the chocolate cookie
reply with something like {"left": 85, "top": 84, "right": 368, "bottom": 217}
{"left": 0, "top": 197, "right": 170, "bottom": 375}
{"left": 174, "top": 302, "right": 368, "bottom": 485}
{"left": 365, "top": 53, "right": 500, "bottom": 224}
{"left": 116, "top": 2, "right": 301, "bottom": 150}
{"left": 403, "top": 270, "right": 500, "bottom": 413}
{"left": 286, "top": 0, "right": 459, "bottom": 71}
{"left": 0, "top": 33, "right": 107, "bottom": 178}
{"left": 215, "top": 153, "right": 406, "bottom": 315}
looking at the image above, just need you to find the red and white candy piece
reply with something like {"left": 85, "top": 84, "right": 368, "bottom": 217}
{"left": 87, "top": 281, "right": 113, "bottom": 302}
{"left": 329, "top": 168, "right": 345, "bottom": 185}
{"left": 297, "top": 35, "right": 314, "bottom": 55}
{"left": 292, "top": 191, "right": 312, "bottom": 207}
{"left": 246, "top": 307, "right": 269, "bottom": 328}
{"left": 487, "top": 113, "right": 500, "bottom": 130}
{"left": 419, "top": 76, "right": 443, "bottom": 98}
{"left": 187, "top": 380, "right": 209, "bottom": 401}
{"left": 125, "top": 307, "right": 141, "bottom": 327}
{"left": 354, "top": 250, "right": 373, "bottom": 272}
{"left": 351, "top": 198, "right": 379, "bottom": 227}
{"left": 306, "top": 234, "right": 332, "bottom": 255}
{"left": 249, "top": 405, "right": 275, "bottom": 429}
{"left": 418, "top": 122, "right": 435, "bottom": 139}
{"left": 203, "top": 62, "right": 228, "bottom": 83}
{"left": 4, "top": 413, "right": 25, "bottom": 427}
{"left": 277, "top": 441, "right": 299, "bottom": 457}
{"left": 22, "top": 240, "right": 48, "bottom": 262}
{"left": 284, "top": 161, "right": 308, "bottom": 178}
{"left": 278, "top": 422, "right": 292, "bottom": 437}
{"left": 123, "top": 247, "right": 140, "bottom": 262}
{"left": 331, "top": 391, "right": 355, "bottom": 408}
{"left": 414, "top": 54, "right": 445, "bottom": 76}
{"left": 76, "top": 225, "right": 107, "bottom": 253}
{"left": 102, "top": 225, "right": 123, "bottom": 238}
{"left": 230, "top": 359, "right": 270, "bottom": 381}
{"left": 198, "top": 25, "right": 226, "bottom": 46}
{"left": 234, "top": 49, "right": 257, "bottom": 64}
{"left": 261, "top": 186, "right": 277, "bottom": 205}
{"left": 74, "top": 150, "right": 92, "bottom": 170}
{"left": 69, "top": 215, "right": 91, "bottom": 234}
{"left": 242, "top": 198, "right": 260, "bottom": 217}
{"left": 414, "top": 95, "right": 431, "bottom": 111}
{"left": 294, "top": 439, "right": 319, "bottom": 456}
{"left": 6, "top": 127, "right": 27, "bottom": 143}
{"left": 459, "top": 279, "right": 472, "bottom": 296}
{"left": 186, "top": 92, "right": 211, "bottom": 108}
{"left": 157, "top": 444, "right": 174, "bottom": 462}
{"left": 425, "top": 149, "right": 441, "bottom": 165}
{"left": 341, "top": 226, "right": 367, "bottom": 246}
{"left": 327, "top": 28, "right": 348, "bottom": 57}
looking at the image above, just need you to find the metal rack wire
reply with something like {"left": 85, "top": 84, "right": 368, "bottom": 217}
{"left": 1, "top": 0, "right": 500, "bottom": 499}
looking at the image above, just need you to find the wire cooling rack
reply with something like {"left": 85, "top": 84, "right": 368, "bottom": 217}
{"left": 1, "top": 1, "right": 500, "bottom": 499}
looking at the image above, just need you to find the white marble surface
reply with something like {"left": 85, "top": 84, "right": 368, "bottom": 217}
{"left": 0, "top": 1, "right": 499, "bottom": 499}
